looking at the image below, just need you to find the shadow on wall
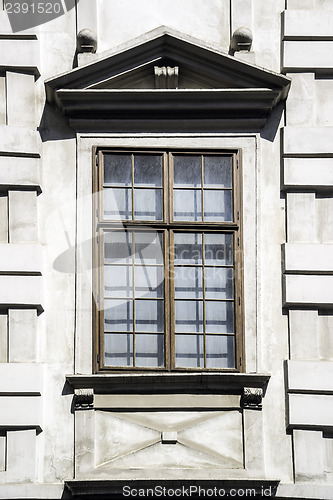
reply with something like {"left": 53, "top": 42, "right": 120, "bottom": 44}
{"left": 260, "top": 101, "right": 285, "bottom": 143}
{"left": 38, "top": 103, "right": 76, "bottom": 142}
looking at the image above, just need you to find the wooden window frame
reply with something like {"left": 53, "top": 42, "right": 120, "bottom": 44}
{"left": 93, "top": 148, "right": 244, "bottom": 373}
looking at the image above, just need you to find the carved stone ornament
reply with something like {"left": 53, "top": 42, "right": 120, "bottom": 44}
{"left": 154, "top": 66, "right": 179, "bottom": 89}
{"left": 74, "top": 388, "right": 94, "bottom": 409}
{"left": 242, "top": 387, "right": 263, "bottom": 408}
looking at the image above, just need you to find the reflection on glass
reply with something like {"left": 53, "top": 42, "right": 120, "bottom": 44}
{"left": 173, "top": 155, "right": 201, "bottom": 187}
{"left": 175, "top": 300, "right": 203, "bottom": 333}
{"left": 206, "top": 335, "right": 235, "bottom": 368}
{"left": 104, "top": 231, "right": 132, "bottom": 264}
{"left": 174, "top": 189, "right": 202, "bottom": 221}
{"left": 174, "top": 267, "right": 203, "bottom": 299}
{"left": 175, "top": 334, "right": 204, "bottom": 368}
{"left": 135, "top": 334, "right": 164, "bottom": 367}
{"left": 134, "top": 189, "right": 162, "bottom": 220}
{"left": 135, "top": 299, "right": 164, "bottom": 332}
{"left": 204, "top": 233, "right": 233, "bottom": 266}
{"left": 204, "top": 156, "right": 232, "bottom": 188}
{"left": 174, "top": 233, "right": 202, "bottom": 265}
{"left": 205, "top": 268, "right": 234, "bottom": 299}
{"left": 104, "top": 188, "right": 132, "bottom": 220}
{"left": 134, "top": 155, "right": 162, "bottom": 186}
{"left": 104, "top": 265, "right": 133, "bottom": 298}
{"left": 104, "top": 299, "right": 133, "bottom": 332}
{"left": 204, "top": 190, "right": 233, "bottom": 222}
{"left": 135, "top": 266, "right": 164, "bottom": 298}
{"left": 205, "top": 301, "right": 234, "bottom": 333}
{"left": 104, "top": 154, "right": 132, "bottom": 186}
{"left": 104, "top": 333, "right": 133, "bottom": 366}
{"left": 134, "top": 232, "right": 164, "bottom": 265}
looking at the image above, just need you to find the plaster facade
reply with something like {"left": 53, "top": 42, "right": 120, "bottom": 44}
{"left": 0, "top": 1, "right": 332, "bottom": 499}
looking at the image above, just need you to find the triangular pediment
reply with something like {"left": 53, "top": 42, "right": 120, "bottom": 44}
{"left": 45, "top": 26, "right": 291, "bottom": 132}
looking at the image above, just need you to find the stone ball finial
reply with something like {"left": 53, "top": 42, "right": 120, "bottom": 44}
{"left": 77, "top": 28, "right": 97, "bottom": 53}
{"left": 230, "top": 27, "right": 253, "bottom": 53}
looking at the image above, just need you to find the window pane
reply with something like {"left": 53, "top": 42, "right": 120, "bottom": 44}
{"left": 104, "top": 333, "right": 133, "bottom": 366}
{"left": 134, "top": 232, "right": 164, "bottom": 265}
{"left": 104, "top": 231, "right": 132, "bottom": 264}
{"left": 134, "top": 188, "right": 162, "bottom": 220}
{"left": 105, "top": 265, "right": 133, "bottom": 298}
{"left": 175, "top": 334, "right": 204, "bottom": 368}
{"left": 205, "top": 268, "right": 234, "bottom": 300}
{"left": 205, "top": 301, "right": 234, "bottom": 333}
{"left": 134, "top": 154, "right": 162, "bottom": 186}
{"left": 206, "top": 335, "right": 235, "bottom": 369}
{"left": 104, "top": 299, "right": 133, "bottom": 332}
{"left": 174, "top": 233, "right": 202, "bottom": 265}
{"left": 135, "top": 299, "right": 164, "bottom": 332}
{"left": 104, "top": 188, "right": 132, "bottom": 220}
{"left": 174, "top": 267, "right": 203, "bottom": 299}
{"left": 135, "top": 266, "right": 164, "bottom": 298}
{"left": 204, "top": 190, "right": 232, "bottom": 222}
{"left": 135, "top": 334, "right": 164, "bottom": 367}
{"left": 175, "top": 300, "right": 203, "bottom": 333}
{"left": 204, "top": 233, "right": 233, "bottom": 266}
{"left": 174, "top": 189, "right": 202, "bottom": 221}
{"left": 104, "top": 153, "right": 132, "bottom": 186}
{"left": 204, "top": 156, "right": 232, "bottom": 188}
{"left": 173, "top": 155, "right": 201, "bottom": 187}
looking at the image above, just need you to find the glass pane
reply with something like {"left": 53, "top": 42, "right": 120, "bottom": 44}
{"left": 173, "top": 155, "right": 201, "bottom": 187}
{"left": 134, "top": 188, "right": 162, "bottom": 220}
{"left": 206, "top": 335, "right": 235, "bottom": 369}
{"left": 134, "top": 154, "right": 162, "bottom": 186}
{"left": 204, "top": 233, "right": 233, "bottom": 266}
{"left": 174, "top": 233, "right": 202, "bottom": 265}
{"left": 134, "top": 232, "right": 163, "bottom": 265}
{"left": 174, "top": 267, "right": 203, "bottom": 299}
{"left": 174, "top": 189, "right": 202, "bottom": 221}
{"left": 175, "top": 300, "right": 203, "bottom": 333}
{"left": 104, "top": 299, "right": 133, "bottom": 332}
{"left": 104, "top": 265, "right": 133, "bottom": 298}
{"left": 205, "top": 301, "right": 234, "bottom": 333}
{"left": 104, "top": 153, "right": 132, "bottom": 186}
{"left": 205, "top": 268, "right": 234, "bottom": 299}
{"left": 135, "top": 299, "right": 164, "bottom": 332}
{"left": 204, "top": 190, "right": 233, "bottom": 222}
{"left": 204, "top": 156, "right": 232, "bottom": 188}
{"left": 104, "top": 188, "right": 132, "bottom": 220}
{"left": 135, "top": 266, "right": 164, "bottom": 298}
{"left": 104, "top": 333, "right": 133, "bottom": 366}
{"left": 175, "top": 334, "right": 204, "bottom": 368}
{"left": 104, "top": 231, "right": 132, "bottom": 264}
{"left": 135, "top": 334, "right": 164, "bottom": 367}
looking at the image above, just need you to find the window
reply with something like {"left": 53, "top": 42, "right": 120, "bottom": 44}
{"left": 93, "top": 150, "right": 243, "bottom": 372}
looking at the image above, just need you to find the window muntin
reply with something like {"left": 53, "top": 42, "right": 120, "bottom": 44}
{"left": 95, "top": 150, "right": 243, "bottom": 372}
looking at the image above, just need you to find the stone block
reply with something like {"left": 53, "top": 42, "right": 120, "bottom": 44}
{"left": 0, "top": 40, "right": 39, "bottom": 74}
{"left": 0, "top": 125, "right": 40, "bottom": 156}
{"left": 0, "top": 363, "right": 42, "bottom": 395}
{"left": 286, "top": 192, "right": 316, "bottom": 243}
{"left": 287, "top": 0, "right": 315, "bottom": 8}
{"left": 6, "top": 72, "right": 35, "bottom": 128}
{"left": 284, "top": 275, "right": 333, "bottom": 306}
{"left": 316, "top": 79, "right": 333, "bottom": 127}
{"left": 9, "top": 191, "right": 37, "bottom": 243}
{"left": 0, "top": 11, "right": 13, "bottom": 32}
{"left": 283, "top": 243, "right": 333, "bottom": 272}
{"left": 287, "top": 360, "right": 333, "bottom": 393}
{"left": 283, "top": 158, "right": 333, "bottom": 188}
{"left": 0, "top": 74, "right": 6, "bottom": 125}
{"left": 283, "top": 41, "right": 333, "bottom": 71}
{"left": 0, "top": 434, "right": 5, "bottom": 472}
{"left": 316, "top": 196, "right": 333, "bottom": 243}
{"left": 6, "top": 429, "right": 36, "bottom": 482}
{"left": 284, "top": 127, "right": 333, "bottom": 155}
{"left": 243, "top": 408, "right": 264, "bottom": 472}
{"left": 0, "top": 397, "right": 41, "bottom": 428}
{"left": 0, "top": 312, "right": 7, "bottom": 363}
{"left": 289, "top": 309, "right": 333, "bottom": 361}
{"left": 284, "top": 10, "right": 333, "bottom": 38}
{"left": 0, "top": 244, "right": 42, "bottom": 274}
{"left": 285, "top": 73, "right": 315, "bottom": 127}
{"left": 0, "top": 156, "right": 40, "bottom": 188}
{"left": 0, "top": 276, "right": 42, "bottom": 309}
{"left": 288, "top": 394, "right": 333, "bottom": 428}
{"left": 293, "top": 430, "right": 324, "bottom": 481}
{"left": 8, "top": 309, "right": 38, "bottom": 362}
{"left": 0, "top": 194, "right": 8, "bottom": 243}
